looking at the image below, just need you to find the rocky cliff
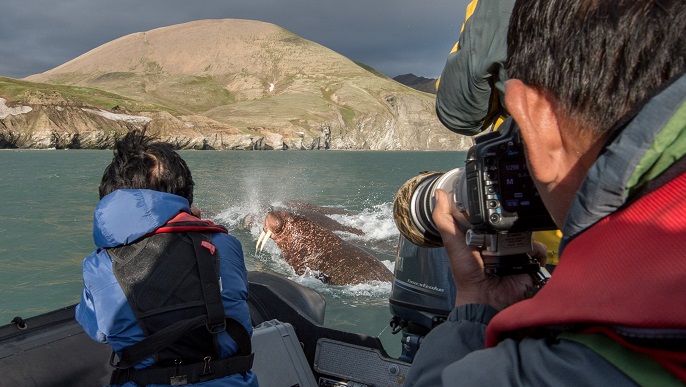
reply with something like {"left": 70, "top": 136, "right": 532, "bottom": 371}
{"left": 2, "top": 19, "right": 469, "bottom": 150}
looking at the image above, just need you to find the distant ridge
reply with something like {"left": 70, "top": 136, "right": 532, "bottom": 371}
{"left": 393, "top": 74, "right": 437, "bottom": 95}
{"left": 3, "top": 19, "right": 469, "bottom": 150}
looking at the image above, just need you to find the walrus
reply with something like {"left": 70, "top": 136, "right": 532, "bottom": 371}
{"left": 279, "top": 201, "right": 365, "bottom": 237}
{"left": 256, "top": 208, "right": 394, "bottom": 285}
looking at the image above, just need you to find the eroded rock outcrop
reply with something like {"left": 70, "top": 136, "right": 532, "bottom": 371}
{"left": 0, "top": 95, "right": 470, "bottom": 150}
{"left": 0, "top": 102, "right": 334, "bottom": 150}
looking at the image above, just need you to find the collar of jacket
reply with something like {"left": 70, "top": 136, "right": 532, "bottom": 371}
{"left": 560, "top": 73, "right": 686, "bottom": 254}
{"left": 93, "top": 189, "right": 190, "bottom": 248}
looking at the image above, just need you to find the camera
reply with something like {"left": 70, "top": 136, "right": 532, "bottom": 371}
{"left": 389, "top": 119, "right": 557, "bottom": 362}
{"left": 392, "top": 118, "right": 556, "bottom": 277}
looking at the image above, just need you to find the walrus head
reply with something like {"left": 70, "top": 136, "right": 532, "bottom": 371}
{"left": 256, "top": 207, "right": 289, "bottom": 251}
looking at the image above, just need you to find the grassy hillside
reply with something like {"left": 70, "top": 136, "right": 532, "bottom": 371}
{"left": 0, "top": 76, "right": 173, "bottom": 113}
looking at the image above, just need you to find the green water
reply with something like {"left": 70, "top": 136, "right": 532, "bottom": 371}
{"left": 0, "top": 149, "right": 465, "bottom": 355}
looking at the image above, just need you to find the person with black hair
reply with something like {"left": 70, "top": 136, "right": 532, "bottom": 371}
{"left": 97, "top": 130, "right": 195, "bottom": 204}
{"left": 76, "top": 130, "right": 257, "bottom": 386}
{"left": 407, "top": 0, "right": 686, "bottom": 384}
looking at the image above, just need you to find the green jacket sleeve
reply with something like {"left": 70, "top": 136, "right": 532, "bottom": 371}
{"left": 435, "top": 0, "right": 515, "bottom": 135}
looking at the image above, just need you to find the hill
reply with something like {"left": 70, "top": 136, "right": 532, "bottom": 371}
{"left": 3, "top": 19, "right": 468, "bottom": 150}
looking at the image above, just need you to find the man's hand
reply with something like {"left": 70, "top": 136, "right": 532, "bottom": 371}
{"left": 432, "top": 189, "right": 547, "bottom": 310}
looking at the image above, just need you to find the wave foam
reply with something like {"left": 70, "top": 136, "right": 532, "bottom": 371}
{"left": 327, "top": 202, "right": 399, "bottom": 242}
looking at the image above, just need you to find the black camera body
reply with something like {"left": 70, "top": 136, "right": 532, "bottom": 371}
{"left": 456, "top": 119, "right": 557, "bottom": 277}
{"left": 393, "top": 118, "right": 556, "bottom": 277}
{"left": 461, "top": 119, "right": 556, "bottom": 234}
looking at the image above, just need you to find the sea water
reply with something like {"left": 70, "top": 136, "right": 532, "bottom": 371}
{"left": 0, "top": 149, "right": 465, "bottom": 356}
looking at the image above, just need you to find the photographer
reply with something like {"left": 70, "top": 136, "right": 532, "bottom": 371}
{"left": 406, "top": 0, "right": 686, "bottom": 385}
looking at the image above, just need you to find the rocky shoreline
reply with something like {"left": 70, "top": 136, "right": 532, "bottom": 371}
{"left": 0, "top": 99, "right": 471, "bottom": 151}
{"left": 0, "top": 100, "right": 333, "bottom": 150}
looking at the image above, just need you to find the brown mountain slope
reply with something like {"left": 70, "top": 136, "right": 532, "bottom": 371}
{"left": 18, "top": 19, "right": 468, "bottom": 150}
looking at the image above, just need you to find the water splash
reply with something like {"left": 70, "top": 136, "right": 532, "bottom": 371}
{"left": 326, "top": 202, "right": 399, "bottom": 242}
{"left": 288, "top": 270, "right": 393, "bottom": 301}
{"left": 213, "top": 199, "right": 398, "bottom": 306}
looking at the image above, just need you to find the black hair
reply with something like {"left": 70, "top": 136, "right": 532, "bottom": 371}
{"left": 99, "top": 130, "right": 194, "bottom": 203}
{"left": 507, "top": 0, "right": 686, "bottom": 135}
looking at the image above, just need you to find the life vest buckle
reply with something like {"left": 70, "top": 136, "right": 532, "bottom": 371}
{"left": 200, "top": 356, "right": 214, "bottom": 379}
{"left": 206, "top": 320, "right": 226, "bottom": 334}
{"left": 170, "top": 359, "right": 188, "bottom": 385}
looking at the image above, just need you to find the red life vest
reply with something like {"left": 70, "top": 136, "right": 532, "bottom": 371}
{"left": 485, "top": 171, "right": 686, "bottom": 381}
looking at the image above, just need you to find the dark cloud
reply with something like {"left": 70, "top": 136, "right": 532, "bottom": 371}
{"left": 1, "top": 0, "right": 469, "bottom": 79}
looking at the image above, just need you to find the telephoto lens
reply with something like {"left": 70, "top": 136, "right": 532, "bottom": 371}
{"left": 392, "top": 168, "right": 468, "bottom": 248}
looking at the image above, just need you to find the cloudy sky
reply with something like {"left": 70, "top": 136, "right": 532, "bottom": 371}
{"left": 1, "top": 0, "right": 470, "bottom": 80}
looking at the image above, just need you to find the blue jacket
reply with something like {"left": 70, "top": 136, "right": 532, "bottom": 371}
{"left": 75, "top": 189, "right": 257, "bottom": 386}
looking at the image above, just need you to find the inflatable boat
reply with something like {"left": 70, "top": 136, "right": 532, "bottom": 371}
{"left": 0, "top": 238, "right": 457, "bottom": 386}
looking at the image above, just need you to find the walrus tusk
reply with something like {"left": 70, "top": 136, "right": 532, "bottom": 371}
{"left": 256, "top": 230, "right": 272, "bottom": 252}
{"left": 258, "top": 230, "right": 272, "bottom": 251}
{"left": 256, "top": 231, "right": 265, "bottom": 250}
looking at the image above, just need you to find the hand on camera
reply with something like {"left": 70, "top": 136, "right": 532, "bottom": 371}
{"left": 432, "top": 189, "right": 547, "bottom": 310}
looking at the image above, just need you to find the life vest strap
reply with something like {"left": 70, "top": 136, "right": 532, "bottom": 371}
{"left": 189, "top": 232, "right": 226, "bottom": 332}
{"left": 110, "top": 351, "right": 254, "bottom": 385}
{"left": 111, "top": 316, "right": 252, "bottom": 373}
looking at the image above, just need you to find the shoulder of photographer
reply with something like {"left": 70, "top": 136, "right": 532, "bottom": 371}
{"left": 435, "top": 0, "right": 514, "bottom": 135}
{"left": 407, "top": 0, "right": 686, "bottom": 385}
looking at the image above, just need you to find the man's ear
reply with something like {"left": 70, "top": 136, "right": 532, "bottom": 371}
{"left": 505, "top": 79, "right": 564, "bottom": 184}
